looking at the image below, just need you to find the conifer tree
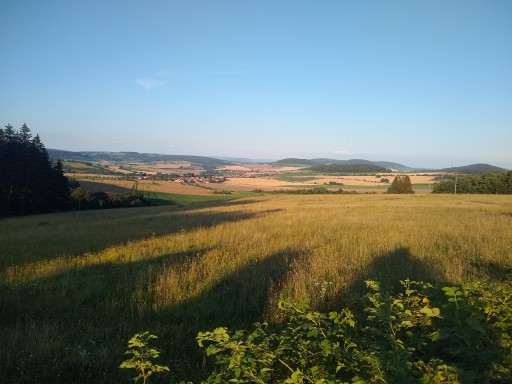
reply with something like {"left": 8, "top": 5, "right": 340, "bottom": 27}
{"left": 20, "top": 123, "right": 32, "bottom": 142}
{"left": 0, "top": 123, "right": 69, "bottom": 216}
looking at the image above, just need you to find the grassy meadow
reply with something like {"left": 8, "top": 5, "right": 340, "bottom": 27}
{"left": 1, "top": 194, "right": 511, "bottom": 383}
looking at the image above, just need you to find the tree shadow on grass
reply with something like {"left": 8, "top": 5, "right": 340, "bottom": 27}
{"left": 0, "top": 245, "right": 303, "bottom": 384}
{"left": 331, "top": 248, "right": 509, "bottom": 383}
{"left": 0, "top": 247, "right": 210, "bottom": 384}
{"left": 340, "top": 247, "right": 447, "bottom": 310}
{"left": 155, "top": 248, "right": 304, "bottom": 381}
{"left": 164, "top": 197, "right": 264, "bottom": 210}
{"left": 468, "top": 258, "right": 512, "bottom": 282}
{"left": 1, "top": 199, "right": 276, "bottom": 269}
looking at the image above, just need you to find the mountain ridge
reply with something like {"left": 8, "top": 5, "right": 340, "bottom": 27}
{"left": 47, "top": 149, "right": 232, "bottom": 170}
{"left": 47, "top": 149, "right": 508, "bottom": 174}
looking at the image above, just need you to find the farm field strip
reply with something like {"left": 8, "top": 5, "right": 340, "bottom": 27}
{"left": 77, "top": 178, "right": 215, "bottom": 195}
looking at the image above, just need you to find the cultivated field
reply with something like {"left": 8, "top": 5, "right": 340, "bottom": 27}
{"left": 1, "top": 194, "right": 511, "bottom": 383}
{"left": 79, "top": 179, "right": 215, "bottom": 195}
{"left": 221, "top": 173, "right": 437, "bottom": 194}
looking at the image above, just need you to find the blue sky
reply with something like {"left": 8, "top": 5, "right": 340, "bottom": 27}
{"left": 1, "top": 1, "right": 511, "bottom": 168}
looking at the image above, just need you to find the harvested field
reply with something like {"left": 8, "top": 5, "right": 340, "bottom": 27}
{"left": 75, "top": 171, "right": 439, "bottom": 195}
{"left": 79, "top": 179, "right": 214, "bottom": 195}
{"left": 222, "top": 174, "right": 437, "bottom": 194}
{"left": 218, "top": 164, "right": 303, "bottom": 173}
{"left": 79, "top": 181, "right": 132, "bottom": 193}
{"left": 223, "top": 177, "right": 304, "bottom": 191}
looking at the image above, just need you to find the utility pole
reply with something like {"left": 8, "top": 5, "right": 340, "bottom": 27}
{"left": 454, "top": 172, "right": 458, "bottom": 195}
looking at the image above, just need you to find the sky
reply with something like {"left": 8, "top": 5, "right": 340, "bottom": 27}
{"left": 1, "top": 1, "right": 511, "bottom": 168}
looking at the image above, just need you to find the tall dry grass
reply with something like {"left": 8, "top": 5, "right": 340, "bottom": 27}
{"left": 1, "top": 194, "right": 511, "bottom": 382}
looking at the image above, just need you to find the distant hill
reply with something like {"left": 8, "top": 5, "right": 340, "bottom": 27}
{"left": 310, "top": 163, "right": 390, "bottom": 173}
{"left": 310, "top": 158, "right": 372, "bottom": 165}
{"left": 373, "top": 161, "right": 415, "bottom": 172}
{"left": 275, "top": 158, "right": 413, "bottom": 171}
{"left": 274, "top": 158, "right": 318, "bottom": 166}
{"left": 214, "top": 156, "right": 275, "bottom": 164}
{"left": 48, "top": 150, "right": 506, "bottom": 174}
{"left": 48, "top": 149, "right": 231, "bottom": 170}
{"left": 440, "top": 163, "right": 507, "bottom": 174}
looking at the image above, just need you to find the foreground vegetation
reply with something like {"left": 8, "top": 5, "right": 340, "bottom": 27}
{"left": 1, "top": 194, "right": 511, "bottom": 383}
{"left": 125, "top": 279, "right": 512, "bottom": 383}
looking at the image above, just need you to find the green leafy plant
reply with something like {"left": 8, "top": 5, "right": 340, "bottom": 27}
{"left": 195, "top": 280, "right": 511, "bottom": 383}
{"left": 120, "top": 332, "right": 170, "bottom": 384}
{"left": 122, "top": 279, "right": 512, "bottom": 383}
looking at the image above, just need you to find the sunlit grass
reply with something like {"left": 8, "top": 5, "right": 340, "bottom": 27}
{"left": 1, "top": 194, "right": 511, "bottom": 382}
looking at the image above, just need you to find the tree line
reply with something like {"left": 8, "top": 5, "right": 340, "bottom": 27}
{"left": 1, "top": 124, "right": 153, "bottom": 217}
{"left": 433, "top": 171, "right": 512, "bottom": 194}
{"left": 69, "top": 187, "right": 149, "bottom": 210}
{"left": 0, "top": 124, "right": 69, "bottom": 216}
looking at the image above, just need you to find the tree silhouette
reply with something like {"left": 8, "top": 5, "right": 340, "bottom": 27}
{"left": 0, "top": 123, "right": 69, "bottom": 216}
{"left": 387, "top": 175, "right": 414, "bottom": 194}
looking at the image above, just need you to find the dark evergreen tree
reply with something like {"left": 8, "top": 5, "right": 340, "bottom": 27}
{"left": 51, "top": 159, "right": 70, "bottom": 210}
{"left": 20, "top": 123, "right": 32, "bottom": 142}
{"left": 0, "top": 124, "right": 70, "bottom": 216}
{"left": 3, "top": 124, "right": 16, "bottom": 140}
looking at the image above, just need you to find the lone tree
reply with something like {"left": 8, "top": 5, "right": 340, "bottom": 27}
{"left": 0, "top": 123, "right": 69, "bottom": 216}
{"left": 387, "top": 175, "right": 415, "bottom": 194}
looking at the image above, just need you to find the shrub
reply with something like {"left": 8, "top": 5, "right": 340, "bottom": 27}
{"left": 123, "top": 279, "right": 512, "bottom": 383}
{"left": 387, "top": 175, "right": 414, "bottom": 194}
{"left": 120, "top": 332, "right": 170, "bottom": 384}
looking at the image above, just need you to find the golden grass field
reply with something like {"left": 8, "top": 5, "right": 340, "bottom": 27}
{"left": 1, "top": 193, "right": 511, "bottom": 382}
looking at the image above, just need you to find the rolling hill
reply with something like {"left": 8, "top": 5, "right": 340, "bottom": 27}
{"left": 276, "top": 158, "right": 413, "bottom": 171}
{"left": 310, "top": 163, "right": 390, "bottom": 173}
{"left": 276, "top": 158, "right": 508, "bottom": 174}
{"left": 48, "top": 150, "right": 507, "bottom": 174}
{"left": 48, "top": 149, "right": 232, "bottom": 170}
{"left": 273, "top": 158, "right": 318, "bottom": 166}
{"left": 440, "top": 163, "right": 507, "bottom": 174}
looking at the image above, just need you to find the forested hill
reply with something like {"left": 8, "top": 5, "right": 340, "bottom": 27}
{"left": 440, "top": 163, "right": 507, "bottom": 174}
{"left": 274, "top": 158, "right": 508, "bottom": 174}
{"left": 47, "top": 149, "right": 231, "bottom": 169}
{"left": 310, "top": 163, "right": 390, "bottom": 173}
{"left": 273, "top": 158, "right": 318, "bottom": 166}
{"left": 275, "top": 158, "right": 414, "bottom": 171}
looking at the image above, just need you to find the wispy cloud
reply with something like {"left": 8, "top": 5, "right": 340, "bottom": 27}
{"left": 135, "top": 78, "right": 164, "bottom": 90}
{"left": 135, "top": 69, "right": 247, "bottom": 90}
